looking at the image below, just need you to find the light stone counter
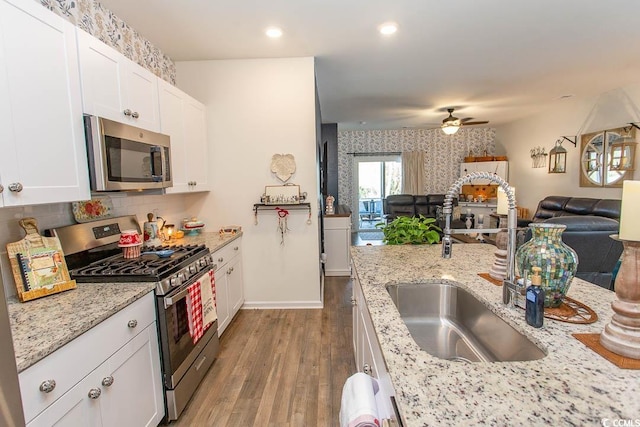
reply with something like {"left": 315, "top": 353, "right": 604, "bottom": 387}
{"left": 8, "top": 283, "right": 155, "bottom": 372}
{"left": 8, "top": 231, "right": 242, "bottom": 372}
{"left": 350, "top": 243, "right": 640, "bottom": 427}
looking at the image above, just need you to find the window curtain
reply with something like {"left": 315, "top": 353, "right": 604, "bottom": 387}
{"left": 401, "top": 151, "right": 425, "bottom": 195}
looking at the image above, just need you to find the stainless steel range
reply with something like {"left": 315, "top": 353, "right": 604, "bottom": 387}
{"left": 49, "top": 215, "right": 220, "bottom": 422}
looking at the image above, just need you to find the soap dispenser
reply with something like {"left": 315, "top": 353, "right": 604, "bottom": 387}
{"left": 526, "top": 266, "right": 545, "bottom": 328}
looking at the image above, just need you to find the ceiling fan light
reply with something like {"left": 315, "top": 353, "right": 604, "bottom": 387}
{"left": 441, "top": 123, "right": 460, "bottom": 135}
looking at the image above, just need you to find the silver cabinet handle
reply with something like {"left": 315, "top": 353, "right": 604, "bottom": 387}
{"left": 131, "top": 111, "right": 139, "bottom": 119}
{"left": 127, "top": 319, "right": 138, "bottom": 328}
{"left": 88, "top": 388, "right": 101, "bottom": 399}
{"left": 8, "top": 183, "right": 23, "bottom": 192}
{"left": 233, "top": 246, "right": 239, "bottom": 251}
{"left": 102, "top": 376, "right": 114, "bottom": 387}
{"left": 123, "top": 109, "right": 132, "bottom": 116}
{"left": 0, "top": 184, "right": 4, "bottom": 193}
{"left": 218, "top": 257, "right": 224, "bottom": 263}
{"left": 39, "top": 379, "right": 56, "bottom": 393}
{"left": 363, "top": 363, "right": 372, "bottom": 375}
{"left": 227, "top": 267, "right": 234, "bottom": 275}
{"left": 350, "top": 297, "right": 356, "bottom": 306}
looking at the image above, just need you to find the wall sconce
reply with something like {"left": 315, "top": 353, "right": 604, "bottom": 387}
{"left": 530, "top": 147, "right": 547, "bottom": 168}
{"left": 548, "top": 139, "right": 568, "bottom": 173}
{"left": 609, "top": 127, "right": 637, "bottom": 171}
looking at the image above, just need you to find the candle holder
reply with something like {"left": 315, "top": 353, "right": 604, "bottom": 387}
{"left": 489, "top": 215, "right": 508, "bottom": 281}
{"left": 162, "top": 224, "right": 175, "bottom": 241}
{"left": 600, "top": 238, "right": 640, "bottom": 359}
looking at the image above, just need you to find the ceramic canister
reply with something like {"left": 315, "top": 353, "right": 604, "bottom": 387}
{"left": 143, "top": 220, "right": 162, "bottom": 246}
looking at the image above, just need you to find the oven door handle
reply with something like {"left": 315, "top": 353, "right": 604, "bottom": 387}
{"left": 163, "top": 265, "right": 214, "bottom": 308}
{"left": 164, "top": 287, "right": 189, "bottom": 308}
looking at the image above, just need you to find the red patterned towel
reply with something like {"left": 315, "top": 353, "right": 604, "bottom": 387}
{"left": 187, "top": 270, "right": 218, "bottom": 344}
{"left": 186, "top": 281, "right": 204, "bottom": 344}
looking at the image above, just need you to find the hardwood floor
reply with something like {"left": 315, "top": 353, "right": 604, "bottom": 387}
{"left": 172, "top": 276, "right": 355, "bottom": 426}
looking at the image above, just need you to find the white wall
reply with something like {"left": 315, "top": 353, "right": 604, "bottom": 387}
{"left": 176, "top": 58, "right": 321, "bottom": 308}
{"left": 496, "top": 84, "right": 640, "bottom": 215}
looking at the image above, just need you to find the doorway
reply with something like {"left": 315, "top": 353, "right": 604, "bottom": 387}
{"left": 353, "top": 155, "right": 401, "bottom": 231}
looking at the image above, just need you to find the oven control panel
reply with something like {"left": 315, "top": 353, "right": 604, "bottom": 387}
{"left": 157, "top": 253, "right": 214, "bottom": 295}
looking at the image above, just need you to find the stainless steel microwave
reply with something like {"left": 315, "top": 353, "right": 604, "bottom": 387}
{"left": 84, "top": 116, "right": 172, "bottom": 191}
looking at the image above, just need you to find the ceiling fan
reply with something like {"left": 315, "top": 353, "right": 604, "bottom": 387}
{"left": 441, "top": 108, "right": 489, "bottom": 135}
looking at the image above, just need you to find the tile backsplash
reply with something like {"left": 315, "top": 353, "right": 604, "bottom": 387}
{"left": 0, "top": 192, "right": 205, "bottom": 298}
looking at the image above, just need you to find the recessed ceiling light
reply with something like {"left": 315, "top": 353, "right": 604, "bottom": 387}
{"left": 378, "top": 22, "right": 398, "bottom": 36}
{"left": 265, "top": 27, "right": 283, "bottom": 38}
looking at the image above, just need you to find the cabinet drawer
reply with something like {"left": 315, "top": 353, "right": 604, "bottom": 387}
{"left": 19, "top": 292, "right": 156, "bottom": 423}
{"left": 212, "top": 239, "right": 242, "bottom": 268}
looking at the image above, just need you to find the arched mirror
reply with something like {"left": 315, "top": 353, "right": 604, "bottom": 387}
{"left": 580, "top": 126, "right": 635, "bottom": 187}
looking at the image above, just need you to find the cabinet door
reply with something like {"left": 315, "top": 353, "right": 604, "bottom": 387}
{"left": 227, "top": 255, "right": 244, "bottom": 316}
{"left": 77, "top": 29, "right": 127, "bottom": 123}
{"left": 158, "top": 80, "right": 189, "bottom": 192}
{"left": 100, "top": 324, "right": 164, "bottom": 427}
{"left": 161, "top": 81, "right": 209, "bottom": 194}
{"left": 27, "top": 369, "right": 104, "bottom": 427}
{"left": 182, "top": 96, "right": 209, "bottom": 191}
{"left": 324, "top": 217, "right": 352, "bottom": 276}
{"left": 0, "top": 0, "right": 89, "bottom": 206}
{"left": 216, "top": 267, "right": 231, "bottom": 336}
{"left": 125, "top": 61, "right": 160, "bottom": 132}
{"left": 77, "top": 29, "right": 159, "bottom": 132}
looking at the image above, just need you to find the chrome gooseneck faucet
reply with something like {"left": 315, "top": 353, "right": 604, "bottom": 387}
{"left": 441, "top": 172, "right": 518, "bottom": 305}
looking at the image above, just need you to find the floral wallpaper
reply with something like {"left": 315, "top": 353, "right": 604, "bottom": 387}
{"left": 38, "top": 0, "right": 176, "bottom": 84}
{"left": 338, "top": 128, "right": 496, "bottom": 209}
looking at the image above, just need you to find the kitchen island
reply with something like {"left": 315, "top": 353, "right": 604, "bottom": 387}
{"left": 351, "top": 243, "right": 640, "bottom": 426}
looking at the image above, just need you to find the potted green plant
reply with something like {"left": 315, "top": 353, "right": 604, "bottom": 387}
{"left": 376, "top": 215, "right": 442, "bottom": 245}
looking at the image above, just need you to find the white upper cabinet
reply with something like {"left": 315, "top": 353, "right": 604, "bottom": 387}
{"left": 77, "top": 29, "right": 160, "bottom": 132}
{"left": 0, "top": 0, "right": 90, "bottom": 207}
{"left": 159, "top": 79, "right": 210, "bottom": 193}
{"left": 460, "top": 161, "right": 508, "bottom": 185}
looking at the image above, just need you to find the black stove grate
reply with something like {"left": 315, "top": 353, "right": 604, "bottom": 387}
{"left": 70, "top": 244, "right": 208, "bottom": 282}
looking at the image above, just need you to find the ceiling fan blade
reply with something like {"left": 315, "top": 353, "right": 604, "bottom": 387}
{"left": 462, "top": 121, "right": 489, "bottom": 126}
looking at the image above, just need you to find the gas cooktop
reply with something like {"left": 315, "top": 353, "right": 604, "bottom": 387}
{"left": 70, "top": 244, "right": 209, "bottom": 282}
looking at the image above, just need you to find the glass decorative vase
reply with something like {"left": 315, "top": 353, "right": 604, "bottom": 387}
{"left": 515, "top": 223, "right": 579, "bottom": 308}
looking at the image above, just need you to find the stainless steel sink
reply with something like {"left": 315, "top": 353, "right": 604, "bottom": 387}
{"left": 386, "top": 282, "right": 546, "bottom": 362}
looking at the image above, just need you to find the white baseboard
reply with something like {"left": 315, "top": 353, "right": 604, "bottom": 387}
{"left": 241, "top": 300, "right": 324, "bottom": 309}
{"left": 325, "top": 269, "right": 351, "bottom": 276}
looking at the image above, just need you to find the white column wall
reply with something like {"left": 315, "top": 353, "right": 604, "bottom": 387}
{"left": 496, "top": 84, "right": 640, "bottom": 215}
{"left": 176, "top": 58, "right": 321, "bottom": 308}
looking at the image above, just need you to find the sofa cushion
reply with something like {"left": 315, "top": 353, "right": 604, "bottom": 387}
{"left": 532, "top": 196, "right": 621, "bottom": 222}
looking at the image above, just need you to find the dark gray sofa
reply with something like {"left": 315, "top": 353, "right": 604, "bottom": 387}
{"left": 383, "top": 194, "right": 458, "bottom": 221}
{"left": 527, "top": 196, "right": 623, "bottom": 290}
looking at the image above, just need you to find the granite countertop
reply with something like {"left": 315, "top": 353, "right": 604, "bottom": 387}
{"left": 8, "top": 231, "right": 242, "bottom": 373}
{"left": 350, "top": 244, "right": 640, "bottom": 427}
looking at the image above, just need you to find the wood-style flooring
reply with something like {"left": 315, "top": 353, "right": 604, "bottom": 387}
{"left": 172, "top": 276, "right": 355, "bottom": 426}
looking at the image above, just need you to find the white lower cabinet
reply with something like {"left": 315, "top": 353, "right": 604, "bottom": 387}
{"left": 352, "top": 272, "right": 396, "bottom": 422}
{"left": 19, "top": 292, "right": 164, "bottom": 427}
{"left": 324, "top": 215, "right": 352, "bottom": 276}
{"left": 212, "top": 238, "right": 244, "bottom": 336}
